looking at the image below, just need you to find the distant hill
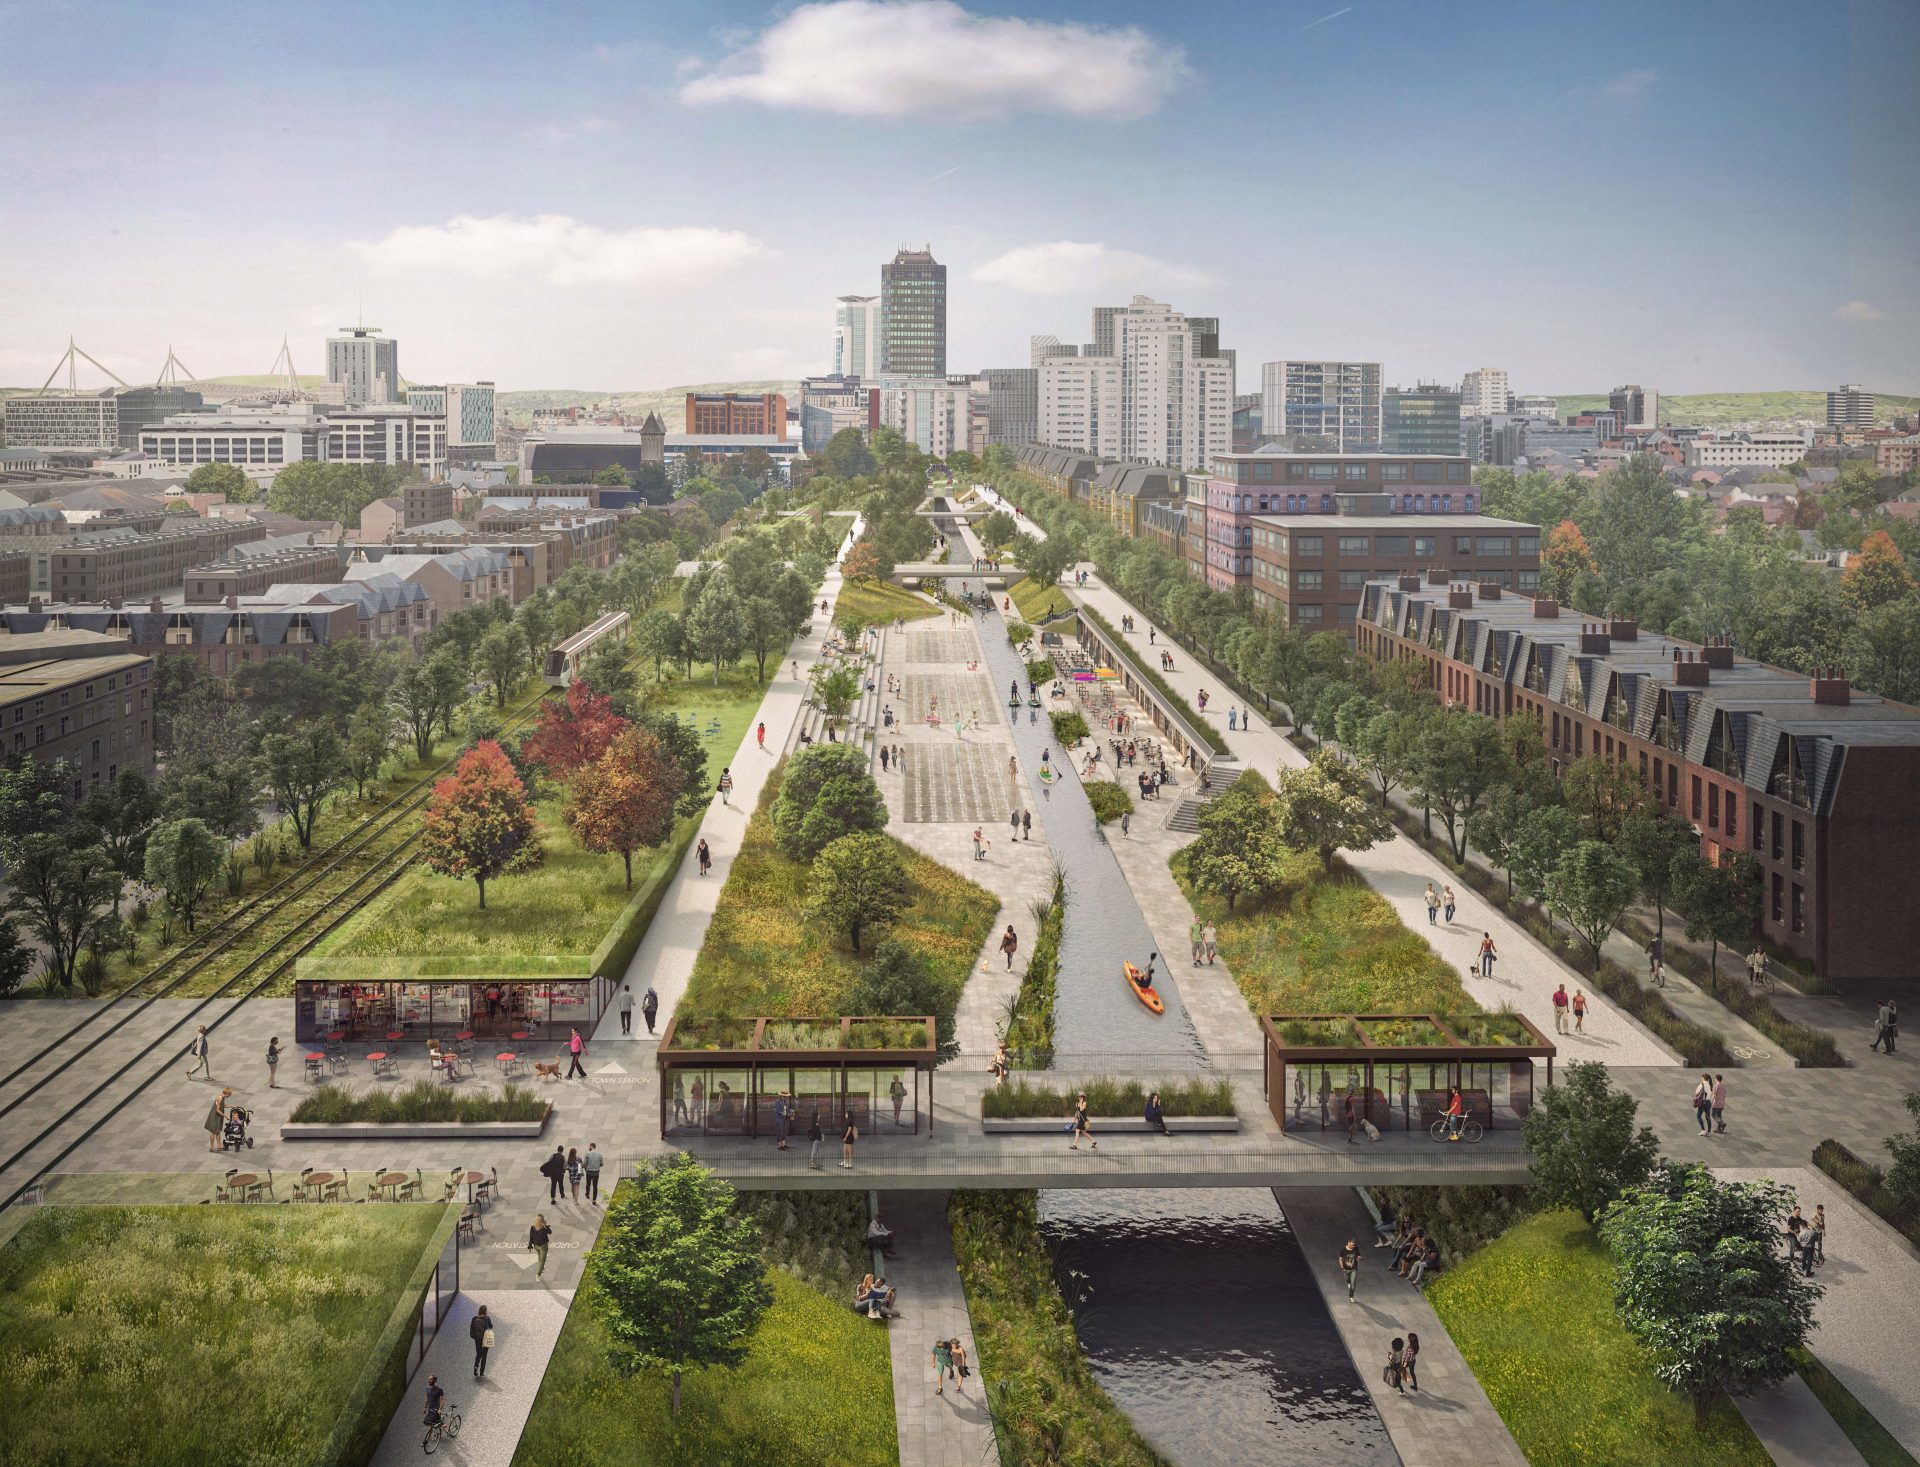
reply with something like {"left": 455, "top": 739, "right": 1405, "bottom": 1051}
{"left": 1547, "top": 390, "right": 1918, "bottom": 427}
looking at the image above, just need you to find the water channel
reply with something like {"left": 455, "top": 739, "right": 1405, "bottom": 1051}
{"left": 1041, "top": 1188, "right": 1396, "bottom": 1466}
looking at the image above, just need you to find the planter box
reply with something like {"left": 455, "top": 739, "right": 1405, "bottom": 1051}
{"left": 981, "top": 1116, "right": 1241, "bottom": 1135}
{"left": 281, "top": 1109, "right": 551, "bottom": 1141}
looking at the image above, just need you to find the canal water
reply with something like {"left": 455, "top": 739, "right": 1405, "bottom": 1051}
{"left": 1040, "top": 1188, "right": 1396, "bottom": 1467}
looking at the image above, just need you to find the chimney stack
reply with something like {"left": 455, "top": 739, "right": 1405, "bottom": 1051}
{"left": 1532, "top": 596, "right": 1560, "bottom": 617}
{"left": 1477, "top": 581, "right": 1504, "bottom": 600}
{"left": 1447, "top": 583, "right": 1474, "bottom": 610}
{"left": 1810, "top": 666, "right": 1851, "bottom": 706}
{"left": 1579, "top": 622, "right": 1612, "bottom": 655}
{"left": 225, "top": 594, "right": 239, "bottom": 610}
{"left": 1397, "top": 573, "right": 1421, "bottom": 593}
{"left": 149, "top": 595, "right": 163, "bottom": 614}
{"left": 1607, "top": 614, "right": 1639, "bottom": 641}
{"left": 1672, "top": 646, "right": 1710, "bottom": 686}
{"left": 1702, "top": 635, "right": 1734, "bottom": 669}
{"left": 1426, "top": 567, "right": 1451, "bottom": 585}
{"left": 27, "top": 595, "right": 41, "bottom": 614}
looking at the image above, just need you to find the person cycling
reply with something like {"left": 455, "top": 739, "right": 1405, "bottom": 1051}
{"left": 1444, "top": 1086, "right": 1464, "bottom": 1141}
{"left": 1647, "top": 936, "right": 1664, "bottom": 987}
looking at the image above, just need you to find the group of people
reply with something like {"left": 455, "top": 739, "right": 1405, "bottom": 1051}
{"left": 1690, "top": 1073, "right": 1730, "bottom": 1135}
{"left": 854, "top": 1273, "right": 901, "bottom": 1318}
{"left": 1550, "top": 982, "right": 1590, "bottom": 1034}
{"left": 878, "top": 744, "right": 906, "bottom": 772}
{"left": 1188, "top": 920, "right": 1219, "bottom": 965}
{"left": 1785, "top": 1203, "right": 1827, "bottom": 1276}
{"left": 615, "top": 983, "right": 660, "bottom": 1036}
{"left": 1371, "top": 1212, "right": 1444, "bottom": 1288}
{"left": 1871, "top": 999, "right": 1901, "bottom": 1053}
{"left": 1136, "top": 764, "right": 1172, "bottom": 801}
{"left": 537, "top": 1142, "right": 606, "bottom": 1205}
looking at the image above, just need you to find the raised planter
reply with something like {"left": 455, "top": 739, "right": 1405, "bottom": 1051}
{"left": 981, "top": 1116, "right": 1242, "bottom": 1135}
{"left": 281, "top": 1109, "right": 551, "bottom": 1141}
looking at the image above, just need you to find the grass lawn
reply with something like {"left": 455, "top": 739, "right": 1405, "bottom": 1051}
{"left": 0, "top": 1203, "right": 445, "bottom": 1467}
{"left": 642, "top": 664, "right": 772, "bottom": 766}
{"left": 836, "top": 579, "right": 938, "bottom": 625}
{"left": 1011, "top": 574, "right": 1072, "bottom": 626}
{"left": 1791, "top": 1349, "right": 1919, "bottom": 1467}
{"left": 682, "top": 768, "right": 997, "bottom": 1018}
{"left": 1172, "top": 848, "right": 1473, "bottom": 1014}
{"left": 514, "top": 1237, "right": 896, "bottom": 1467}
{"left": 1426, "top": 1210, "right": 1771, "bottom": 1467}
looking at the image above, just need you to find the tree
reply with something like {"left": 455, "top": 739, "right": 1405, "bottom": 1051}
{"left": 142, "top": 818, "right": 225, "bottom": 936}
{"left": 685, "top": 573, "right": 746, "bottom": 683}
{"left": 588, "top": 1154, "right": 772, "bottom": 1416}
{"left": 1522, "top": 1060, "right": 1660, "bottom": 1222}
{"left": 344, "top": 701, "right": 397, "bottom": 799}
{"left": 1410, "top": 713, "right": 1511, "bottom": 861}
{"left": 819, "top": 427, "right": 877, "bottom": 480}
{"left": 0, "top": 915, "right": 33, "bottom": 998}
{"left": 8, "top": 831, "right": 119, "bottom": 985}
{"left": 1540, "top": 519, "right": 1599, "bottom": 601}
{"left": 593, "top": 463, "right": 632, "bottom": 488}
{"left": 739, "top": 594, "right": 789, "bottom": 683}
{"left": 1017, "top": 532, "right": 1075, "bottom": 590}
{"left": 1847, "top": 597, "right": 1920, "bottom": 703}
{"left": 813, "top": 662, "right": 861, "bottom": 732}
{"left": 563, "top": 726, "right": 682, "bottom": 887}
{"left": 633, "top": 607, "right": 684, "bottom": 684}
{"left": 1881, "top": 1091, "right": 1920, "bottom": 1210}
{"left": 475, "top": 624, "right": 524, "bottom": 708}
{"left": 1469, "top": 775, "right": 1558, "bottom": 900}
{"left": 1561, "top": 754, "right": 1649, "bottom": 843}
{"left": 521, "top": 680, "right": 628, "bottom": 779}
{"left": 0, "top": 755, "right": 72, "bottom": 862}
{"left": 424, "top": 648, "right": 470, "bottom": 739}
{"left": 1670, "top": 849, "right": 1760, "bottom": 982}
{"left": 977, "top": 510, "right": 1016, "bottom": 550}
{"left": 841, "top": 540, "right": 882, "bottom": 583}
{"left": 1510, "top": 803, "right": 1579, "bottom": 904}
{"left": 267, "top": 460, "right": 376, "bottom": 523}
{"left": 772, "top": 744, "right": 887, "bottom": 862}
{"left": 1600, "top": 1163, "right": 1819, "bottom": 1429}
{"left": 420, "top": 740, "right": 541, "bottom": 909}
{"left": 1620, "top": 812, "right": 1699, "bottom": 940}
{"left": 1840, "top": 529, "right": 1915, "bottom": 614}
{"left": 184, "top": 461, "right": 255, "bottom": 502}
{"left": 1184, "top": 773, "right": 1293, "bottom": 910}
{"left": 847, "top": 937, "right": 961, "bottom": 1065}
{"left": 390, "top": 661, "right": 442, "bottom": 761}
{"left": 1545, "top": 839, "right": 1639, "bottom": 971}
{"left": 579, "top": 641, "right": 640, "bottom": 718}
{"left": 260, "top": 725, "right": 346, "bottom": 848}
{"left": 514, "top": 595, "right": 554, "bottom": 678}
{"left": 807, "top": 831, "right": 908, "bottom": 952}
{"left": 1346, "top": 706, "right": 1423, "bottom": 807}
{"left": 637, "top": 710, "right": 711, "bottom": 820}
{"left": 1273, "top": 749, "right": 1397, "bottom": 874}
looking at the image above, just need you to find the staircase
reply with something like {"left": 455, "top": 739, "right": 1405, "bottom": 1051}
{"left": 1163, "top": 758, "right": 1245, "bottom": 832}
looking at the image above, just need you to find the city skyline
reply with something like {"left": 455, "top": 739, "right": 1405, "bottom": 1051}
{"left": 1, "top": 0, "right": 1916, "bottom": 395}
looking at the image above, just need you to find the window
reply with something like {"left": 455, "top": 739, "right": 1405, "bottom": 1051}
{"left": 1791, "top": 883, "right": 1805, "bottom": 933}
{"left": 1476, "top": 536, "right": 1514, "bottom": 557}
{"left": 1343, "top": 464, "right": 1368, "bottom": 480}
{"left": 1295, "top": 535, "right": 1323, "bottom": 556}
{"left": 1518, "top": 535, "right": 1539, "bottom": 557}
{"left": 1295, "top": 570, "right": 1322, "bottom": 591}
{"left": 1383, "top": 463, "right": 1408, "bottom": 481}
{"left": 1338, "top": 570, "right": 1369, "bottom": 590}
{"left": 1770, "top": 871, "right": 1783, "bottom": 923}
{"left": 1338, "top": 604, "right": 1358, "bottom": 626}
{"left": 1375, "top": 535, "right": 1409, "bottom": 556}
{"left": 1338, "top": 536, "right": 1370, "bottom": 556}
{"left": 1517, "top": 569, "right": 1540, "bottom": 590}
{"left": 1455, "top": 536, "right": 1474, "bottom": 555}
{"left": 1414, "top": 463, "right": 1442, "bottom": 482}
{"left": 1691, "top": 776, "right": 1702, "bottom": 820}
{"left": 1309, "top": 464, "right": 1336, "bottom": 480}
{"left": 1464, "top": 494, "right": 1476, "bottom": 511}
{"left": 1725, "top": 793, "right": 1738, "bottom": 840}
{"left": 1297, "top": 604, "right": 1324, "bottom": 624}
{"left": 1413, "top": 536, "right": 1435, "bottom": 557}
{"left": 1288, "top": 461, "right": 1306, "bottom": 479}
{"left": 1771, "top": 810, "right": 1783, "bottom": 861}
{"left": 1447, "top": 463, "right": 1468, "bottom": 481}
{"left": 1708, "top": 784, "right": 1720, "bottom": 827}
{"left": 1791, "top": 820, "right": 1804, "bottom": 872}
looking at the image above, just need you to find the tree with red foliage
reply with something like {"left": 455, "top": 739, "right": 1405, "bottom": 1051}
{"left": 1841, "top": 528, "right": 1916, "bottom": 614}
{"left": 420, "top": 740, "right": 540, "bottom": 909}
{"left": 521, "top": 680, "right": 627, "bottom": 779}
{"left": 564, "top": 726, "right": 683, "bottom": 887}
{"left": 1540, "top": 519, "right": 1599, "bottom": 602}
{"left": 841, "top": 540, "right": 881, "bottom": 584}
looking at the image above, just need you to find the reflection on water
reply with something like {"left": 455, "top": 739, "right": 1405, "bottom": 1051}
{"left": 1040, "top": 1188, "right": 1395, "bottom": 1467}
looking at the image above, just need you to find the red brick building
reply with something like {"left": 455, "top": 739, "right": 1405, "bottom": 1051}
{"left": 1357, "top": 577, "right": 1920, "bottom": 980}
{"left": 684, "top": 392, "right": 788, "bottom": 441}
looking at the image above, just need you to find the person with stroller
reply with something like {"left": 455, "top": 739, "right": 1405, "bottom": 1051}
{"left": 204, "top": 1088, "right": 232, "bottom": 1152}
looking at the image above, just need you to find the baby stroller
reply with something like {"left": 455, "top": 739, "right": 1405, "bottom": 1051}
{"left": 221, "top": 1105, "right": 255, "bottom": 1151}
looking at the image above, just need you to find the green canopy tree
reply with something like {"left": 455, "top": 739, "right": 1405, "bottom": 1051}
{"left": 633, "top": 607, "right": 684, "bottom": 684}
{"left": 1273, "top": 749, "right": 1396, "bottom": 874}
{"left": 1345, "top": 705, "right": 1423, "bottom": 808}
{"left": 1410, "top": 712, "right": 1511, "bottom": 861}
{"left": 1600, "top": 1163, "right": 1819, "bottom": 1429}
{"left": 1545, "top": 839, "right": 1640, "bottom": 972}
{"left": 1670, "top": 849, "right": 1761, "bottom": 983}
{"left": 1184, "top": 772, "right": 1293, "bottom": 910}
{"left": 587, "top": 1155, "right": 772, "bottom": 1417}
{"left": 685, "top": 573, "right": 746, "bottom": 683}
{"left": 475, "top": 624, "right": 524, "bottom": 708}
{"left": 344, "top": 701, "right": 396, "bottom": 798}
{"left": 1522, "top": 1060, "right": 1660, "bottom": 1221}
{"left": 73, "top": 768, "right": 159, "bottom": 914}
{"left": 260, "top": 725, "right": 345, "bottom": 848}
{"left": 184, "top": 461, "right": 255, "bottom": 502}
{"left": 142, "top": 818, "right": 226, "bottom": 936}
{"left": 807, "top": 831, "right": 908, "bottom": 953}
{"left": 847, "top": 937, "right": 961, "bottom": 1065}
{"left": 1620, "top": 811, "right": 1699, "bottom": 941}
{"left": 1562, "top": 754, "right": 1651, "bottom": 843}
{"left": 1511, "top": 803, "right": 1580, "bottom": 904}
{"left": 813, "top": 662, "right": 861, "bottom": 732}
{"left": 771, "top": 744, "right": 886, "bottom": 861}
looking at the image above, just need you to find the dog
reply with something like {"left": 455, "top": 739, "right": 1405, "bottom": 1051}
{"left": 532, "top": 1059, "right": 564, "bottom": 1083}
{"left": 1361, "top": 1118, "right": 1381, "bottom": 1142}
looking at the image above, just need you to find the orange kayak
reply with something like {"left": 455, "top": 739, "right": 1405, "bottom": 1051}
{"left": 1123, "top": 962, "right": 1165, "bottom": 1016}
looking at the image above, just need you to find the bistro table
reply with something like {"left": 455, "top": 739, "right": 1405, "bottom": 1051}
{"left": 461, "top": 1169, "right": 489, "bottom": 1204}
{"left": 304, "top": 1051, "right": 326, "bottom": 1081}
{"left": 385, "top": 1029, "right": 406, "bottom": 1043}
{"left": 227, "top": 1172, "right": 261, "bottom": 1202}
{"left": 495, "top": 1052, "right": 524, "bottom": 1078}
{"left": 510, "top": 1030, "right": 530, "bottom": 1043}
{"left": 375, "top": 1171, "right": 410, "bottom": 1200}
{"left": 455, "top": 1031, "right": 474, "bottom": 1042}
{"left": 326, "top": 1030, "right": 346, "bottom": 1042}
{"left": 301, "top": 1170, "right": 335, "bottom": 1202}
{"left": 367, "top": 1051, "right": 395, "bottom": 1077}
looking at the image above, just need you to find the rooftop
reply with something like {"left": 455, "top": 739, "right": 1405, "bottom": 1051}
{"left": 1256, "top": 513, "right": 1534, "bottom": 531}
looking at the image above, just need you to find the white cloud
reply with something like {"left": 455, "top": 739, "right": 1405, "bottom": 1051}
{"left": 972, "top": 241, "right": 1215, "bottom": 295}
{"left": 1600, "top": 68, "right": 1658, "bottom": 101}
{"left": 351, "top": 215, "right": 767, "bottom": 288}
{"left": 1834, "top": 299, "right": 1888, "bottom": 321}
{"left": 678, "top": 0, "right": 1186, "bottom": 121}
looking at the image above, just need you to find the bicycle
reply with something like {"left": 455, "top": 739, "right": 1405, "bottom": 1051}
{"left": 423, "top": 1406, "right": 461, "bottom": 1455}
{"left": 1430, "top": 1117, "right": 1483, "bottom": 1144}
{"left": 1649, "top": 960, "right": 1665, "bottom": 989}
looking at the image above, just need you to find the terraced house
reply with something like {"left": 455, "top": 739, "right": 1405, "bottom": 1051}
{"left": 1358, "top": 577, "right": 1920, "bottom": 980}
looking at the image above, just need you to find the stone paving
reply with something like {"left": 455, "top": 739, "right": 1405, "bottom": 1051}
{"left": 879, "top": 1190, "right": 997, "bottom": 1467}
{"left": 901, "top": 744, "right": 1019, "bottom": 824}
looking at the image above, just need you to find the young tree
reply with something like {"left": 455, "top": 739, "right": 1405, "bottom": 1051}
{"left": 8, "top": 831, "right": 119, "bottom": 985}
{"left": 807, "top": 831, "right": 909, "bottom": 952}
{"left": 1522, "top": 1060, "right": 1661, "bottom": 1222}
{"left": 847, "top": 936, "right": 961, "bottom": 1065}
{"left": 636, "top": 710, "right": 711, "bottom": 820}
{"left": 633, "top": 607, "right": 684, "bottom": 684}
{"left": 740, "top": 594, "right": 789, "bottom": 683}
{"left": 425, "top": 647, "right": 471, "bottom": 738}
{"left": 0, "top": 755, "right": 73, "bottom": 861}
{"left": 1410, "top": 712, "right": 1511, "bottom": 861}
{"left": 1670, "top": 849, "right": 1761, "bottom": 983}
{"left": 74, "top": 769, "right": 159, "bottom": 913}
{"left": 1600, "top": 1163, "right": 1819, "bottom": 1429}
{"left": 521, "top": 680, "right": 628, "bottom": 779}
{"left": 1840, "top": 527, "right": 1916, "bottom": 614}
{"left": 685, "top": 573, "right": 746, "bottom": 683}
{"left": 1346, "top": 706, "right": 1423, "bottom": 807}
{"left": 1184, "top": 773, "right": 1293, "bottom": 910}
{"left": 1620, "top": 811, "right": 1699, "bottom": 941}
{"left": 772, "top": 744, "right": 887, "bottom": 861}
{"left": 1273, "top": 750, "right": 1397, "bottom": 874}
{"left": 344, "top": 701, "right": 397, "bottom": 799}
{"left": 260, "top": 725, "right": 346, "bottom": 848}
{"left": 1469, "top": 779, "right": 1546, "bottom": 900}
{"left": 420, "top": 740, "right": 541, "bottom": 909}
{"left": 977, "top": 509, "right": 1016, "bottom": 550}
{"left": 1562, "top": 755, "right": 1650, "bottom": 843}
{"left": 1510, "top": 803, "right": 1579, "bottom": 904}
{"left": 841, "top": 540, "right": 882, "bottom": 583}
{"left": 389, "top": 660, "right": 440, "bottom": 761}
{"left": 813, "top": 662, "right": 861, "bottom": 732}
{"left": 514, "top": 595, "right": 554, "bottom": 678}
{"left": 563, "top": 726, "right": 682, "bottom": 887}
{"left": 476, "top": 624, "right": 524, "bottom": 708}
{"left": 1545, "top": 839, "right": 1639, "bottom": 971}
{"left": 142, "top": 818, "right": 226, "bottom": 936}
{"left": 1018, "top": 532, "right": 1075, "bottom": 590}
{"left": 588, "top": 1154, "right": 772, "bottom": 1417}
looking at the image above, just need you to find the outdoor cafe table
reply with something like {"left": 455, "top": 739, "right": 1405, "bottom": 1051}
{"left": 461, "top": 1170, "right": 488, "bottom": 1204}
{"left": 375, "top": 1171, "right": 409, "bottom": 1199}
{"left": 228, "top": 1173, "right": 261, "bottom": 1200}
{"left": 385, "top": 1029, "right": 406, "bottom": 1043}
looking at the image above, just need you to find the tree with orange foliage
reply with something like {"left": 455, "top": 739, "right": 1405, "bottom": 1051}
{"left": 420, "top": 740, "right": 541, "bottom": 909}
{"left": 564, "top": 726, "right": 684, "bottom": 887}
{"left": 841, "top": 540, "right": 881, "bottom": 584}
{"left": 1841, "top": 528, "right": 1916, "bottom": 614}
{"left": 521, "top": 680, "right": 627, "bottom": 779}
{"left": 1540, "top": 519, "right": 1599, "bottom": 602}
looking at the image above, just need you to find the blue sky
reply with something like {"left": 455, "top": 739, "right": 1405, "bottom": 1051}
{"left": 1, "top": 0, "right": 1913, "bottom": 397}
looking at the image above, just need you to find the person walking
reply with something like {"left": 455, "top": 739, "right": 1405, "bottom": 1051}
{"left": 807, "top": 1108, "right": 824, "bottom": 1170}
{"left": 880, "top": 746, "right": 890, "bottom": 773}
{"left": 1424, "top": 883, "right": 1439, "bottom": 925}
{"left": 566, "top": 1147, "right": 583, "bottom": 1203}
{"left": 889, "top": 1074, "right": 907, "bottom": 1128}
{"left": 671, "top": 1074, "right": 689, "bottom": 1127}
{"left": 527, "top": 1214, "right": 552, "bottom": 1279}
{"left": 717, "top": 768, "right": 734, "bottom": 805}
{"left": 642, "top": 985, "right": 659, "bottom": 1036}
{"left": 1886, "top": 999, "right": 1900, "bottom": 1054}
{"left": 697, "top": 837, "right": 712, "bottom": 877}
{"left": 1552, "top": 983, "right": 1569, "bottom": 1034}
{"left": 932, "top": 1337, "right": 953, "bottom": 1396}
{"left": 1808, "top": 1204, "right": 1826, "bottom": 1271}
{"left": 1711, "top": 1074, "right": 1728, "bottom": 1134}
{"left": 1692, "top": 1074, "right": 1713, "bottom": 1136}
{"left": 1402, "top": 1331, "right": 1421, "bottom": 1392}
{"left": 583, "top": 1142, "right": 604, "bottom": 1203}
{"left": 972, "top": 827, "right": 986, "bottom": 862}
{"left": 1202, "top": 921, "right": 1218, "bottom": 965}
{"left": 265, "top": 1036, "right": 280, "bottom": 1089}
{"left": 1190, "top": 919, "right": 1205, "bottom": 966}
{"left": 470, "top": 1304, "right": 494, "bottom": 1377}
{"left": 204, "top": 1087, "right": 231, "bottom": 1152}
{"left": 950, "top": 1338, "right": 970, "bottom": 1390}
{"left": 1442, "top": 885, "right": 1457, "bottom": 924}
{"left": 1343, "top": 1089, "right": 1359, "bottom": 1144}
{"left": 773, "top": 1090, "right": 792, "bottom": 1150}
{"left": 1022, "top": 808, "right": 1032, "bottom": 841}
{"left": 1010, "top": 809, "right": 1021, "bottom": 847}
{"left": 1069, "top": 1092, "right": 1098, "bottom": 1151}
{"left": 1386, "top": 1338, "right": 1406, "bottom": 1394}
{"left": 840, "top": 1114, "right": 858, "bottom": 1169}
{"left": 1338, "top": 1238, "right": 1360, "bottom": 1301}
{"left": 184, "top": 1023, "right": 211, "bottom": 1081}
{"left": 540, "top": 1146, "right": 566, "bottom": 1202}
{"left": 757, "top": 721, "right": 766, "bottom": 751}
{"left": 566, "top": 1027, "right": 587, "bottom": 1080}
{"left": 1000, "top": 924, "right": 1020, "bottom": 971}
{"left": 1572, "top": 987, "right": 1588, "bottom": 1033}
{"left": 618, "top": 984, "right": 634, "bottom": 1036}
{"left": 1872, "top": 999, "right": 1891, "bottom": 1052}
{"left": 1120, "top": 810, "right": 1131, "bottom": 838}
{"left": 1478, "top": 932, "right": 1497, "bottom": 977}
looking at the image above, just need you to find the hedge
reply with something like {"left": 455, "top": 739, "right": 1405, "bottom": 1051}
{"left": 1812, "top": 1138, "right": 1920, "bottom": 1249}
{"left": 1085, "top": 781, "right": 1133, "bottom": 824}
{"left": 289, "top": 1080, "right": 548, "bottom": 1125}
{"left": 982, "top": 1075, "right": 1234, "bottom": 1119}
{"left": 1004, "top": 870, "right": 1065, "bottom": 1065}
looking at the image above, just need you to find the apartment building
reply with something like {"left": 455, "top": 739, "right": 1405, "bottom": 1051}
{"left": 1684, "top": 433, "right": 1810, "bottom": 469}
{"left": 1261, "top": 361, "right": 1382, "bottom": 449}
{"left": 184, "top": 546, "right": 343, "bottom": 601}
{"left": 684, "top": 392, "right": 788, "bottom": 441}
{"left": 1459, "top": 368, "right": 1512, "bottom": 417}
{"left": 1039, "top": 355, "right": 1123, "bottom": 459}
{"left": 1609, "top": 384, "right": 1660, "bottom": 432}
{"left": 0, "top": 628, "right": 154, "bottom": 791}
{"left": 46, "top": 521, "right": 273, "bottom": 603}
{"left": 2, "top": 593, "right": 363, "bottom": 674}
{"left": 1087, "top": 462, "right": 1183, "bottom": 540}
{"left": 1383, "top": 385, "right": 1463, "bottom": 456}
{"left": 799, "top": 376, "right": 880, "bottom": 453}
{"left": 1357, "top": 580, "right": 1920, "bottom": 980}
{"left": 875, "top": 378, "right": 982, "bottom": 460}
{"left": 1827, "top": 384, "right": 1875, "bottom": 429}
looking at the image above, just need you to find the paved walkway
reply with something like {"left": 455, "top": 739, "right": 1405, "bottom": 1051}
{"left": 879, "top": 1191, "right": 997, "bottom": 1467}
{"left": 1278, "top": 1186, "right": 1528, "bottom": 1467}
